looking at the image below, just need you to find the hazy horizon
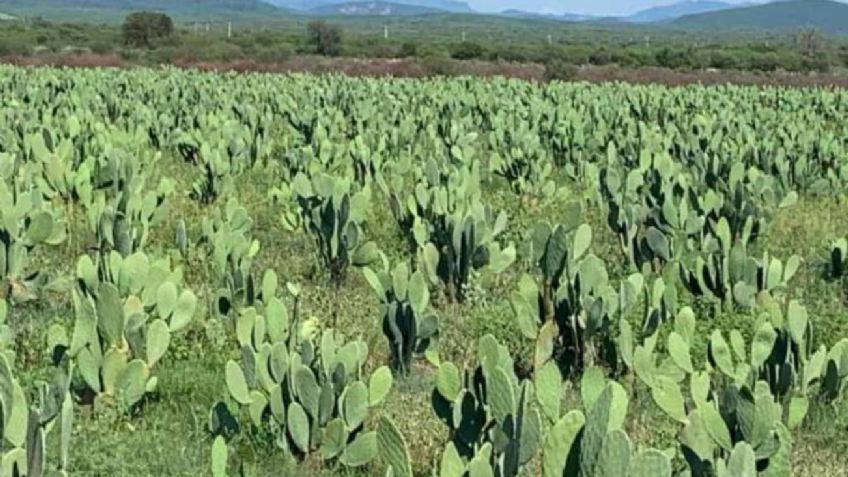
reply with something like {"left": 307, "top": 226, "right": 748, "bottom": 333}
{"left": 466, "top": 0, "right": 759, "bottom": 16}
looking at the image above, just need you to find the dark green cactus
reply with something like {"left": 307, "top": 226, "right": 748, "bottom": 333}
{"left": 218, "top": 285, "right": 391, "bottom": 467}
{"left": 363, "top": 261, "right": 439, "bottom": 375}
{"left": 383, "top": 159, "right": 444, "bottom": 253}
{"left": 419, "top": 208, "right": 515, "bottom": 302}
{"left": 633, "top": 307, "right": 803, "bottom": 477}
{"left": 388, "top": 163, "right": 515, "bottom": 302}
{"left": 488, "top": 123, "right": 557, "bottom": 201}
{"left": 284, "top": 172, "right": 380, "bottom": 285}
{"left": 680, "top": 217, "right": 800, "bottom": 309}
{"left": 830, "top": 238, "right": 847, "bottom": 279}
{"left": 191, "top": 142, "right": 233, "bottom": 204}
{"left": 26, "top": 126, "right": 94, "bottom": 204}
{"left": 542, "top": 377, "right": 671, "bottom": 477}
{"left": 432, "top": 335, "right": 541, "bottom": 477}
{"left": 513, "top": 223, "right": 637, "bottom": 375}
{"left": 598, "top": 144, "right": 702, "bottom": 274}
{"left": 184, "top": 115, "right": 264, "bottom": 204}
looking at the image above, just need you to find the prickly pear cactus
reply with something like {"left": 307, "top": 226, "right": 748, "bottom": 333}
{"left": 201, "top": 198, "right": 260, "bottom": 314}
{"left": 680, "top": 217, "right": 800, "bottom": 309}
{"left": 512, "top": 222, "right": 635, "bottom": 375}
{"left": 488, "top": 122, "right": 558, "bottom": 202}
{"left": 51, "top": 252, "right": 197, "bottom": 411}
{"left": 634, "top": 307, "right": 801, "bottom": 477}
{"left": 363, "top": 261, "right": 439, "bottom": 375}
{"left": 217, "top": 285, "right": 392, "bottom": 467}
{"left": 540, "top": 373, "right": 670, "bottom": 477}
{"left": 385, "top": 163, "right": 515, "bottom": 302}
{"left": 0, "top": 180, "right": 66, "bottom": 302}
{"left": 0, "top": 353, "right": 73, "bottom": 477}
{"left": 417, "top": 202, "right": 515, "bottom": 303}
{"left": 432, "top": 335, "right": 541, "bottom": 477}
{"left": 90, "top": 168, "right": 173, "bottom": 258}
{"left": 282, "top": 171, "right": 380, "bottom": 284}
{"left": 377, "top": 416, "right": 413, "bottom": 477}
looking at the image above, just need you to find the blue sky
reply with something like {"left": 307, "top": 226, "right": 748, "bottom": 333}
{"left": 468, "top": 0, "right": 756, "bottom": 16}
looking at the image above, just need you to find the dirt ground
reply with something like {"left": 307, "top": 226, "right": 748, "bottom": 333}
{"left": 5, "top": 52, "right": 848, "bottom": 88}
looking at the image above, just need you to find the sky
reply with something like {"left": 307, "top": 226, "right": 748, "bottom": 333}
{"left": 467, "top": 0, "right": 756, "bottom": 16}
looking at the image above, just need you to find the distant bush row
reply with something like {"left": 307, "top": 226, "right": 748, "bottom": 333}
{"left": 0, "top": 13, "right": 844, "bottom": 75}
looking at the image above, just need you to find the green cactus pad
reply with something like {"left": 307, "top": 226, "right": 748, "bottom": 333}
{"left": 368, "top": 366, "right": 393, "bottom": 406}
{"left": 225, "top": 360, "right": 251, "bottom": 405}
{"left": 377, "top": 417, "right": 413, "bottom": 477}
{"left": 629, "top": 449, "right": 671, "bottom": 477}
{"left": 287, "top": 402, "right": 311, "bottom": 454}
{"left": 340, "top": 431, "right": 377, "bottom": 467}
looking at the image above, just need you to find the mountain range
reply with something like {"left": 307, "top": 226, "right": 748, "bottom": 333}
{"left": 499, "top": 9, "right": 600, "bottom": 22}
{"left": 500, "top": 1, "right": 754, "bottom": 24}
{"left": 672, "top": 0, "right": 848, "bottom": 33}
{"left": 264, "top": 0, "right": 472, "bottom": 13}
{"left": 308, "top": 1, "right": 442, "bottom": 15}
{"left": 625, "top": 1, "right": 736, "bottom": 22}
{"left": 2, "top": 0, "right": 848, "bottom": 36}
{"left": 496, "top": 1, "right": 848, "bottom": 34}
{"left": 306, "top": 0, "right": 742, "bottom": 20}
{"left": 0, "top": 0, "right": 290, "bottom": 22}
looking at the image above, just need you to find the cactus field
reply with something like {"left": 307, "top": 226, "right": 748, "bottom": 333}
{"left": 1, "top": 66, "right": 848, "bottom": 476}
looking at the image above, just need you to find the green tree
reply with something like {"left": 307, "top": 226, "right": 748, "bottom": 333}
{"left": 307, "top": 21, "right": 342, "bottom": 57}
{"left": 450, "top": 41, "right": 484, "bottom": 60}
{"left": 122, "top": 11, "right": 174, "bottom": 48}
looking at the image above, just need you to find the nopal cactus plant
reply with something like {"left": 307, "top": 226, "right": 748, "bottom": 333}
{"left": 0, "top": 180, "right": 66, "bottom": 302}
{"left": 521, "top": 215, "right": 592, "bottom": 321}
{"left": 542, "top": 376, "right": 673, "bottom": 477}
{"left": 377, "top": 416, "right": 413, "bottom": 477}
{"left": 190, "top": 141, "right": 237, "bottom": 204}
{"left": 25, "top": 127, "right": 94, "bottom": 204}
{"left": 512, "top": 223, "right": 635, "bottom": 374}
{"left": 201, "top": 198, "right": 260, "bottom": 314}
{"left": 386, "top": 162, "right": 515, "bottom": 302}
{"left": 91, "top": 175, "right": 174, "bottom": 257}
{"left": 218, "top": 287, "right": 393, "bottom": 467}
{"left": 211, "top": 435, "right": 229, "bottom": 477}
{"left": 382, "top": 159, "right": 444, "bottom": 253}
{"left": 53, "top": 252, "right": 197, "bottom": 410}
{"left": 488, "top": 124, "right": 557, "bottom": 203}
{"left": 363, "top": 261, "right": 439, "bottom": 375}
{"left": 283, "top": 172, "right": 380, "bottom": 284}
{"left": 432, "top": 335, "right": 542, "bottom": 477}
{"left": 711, "top": 299, "right": 848, "bottom": 409}
{"left": 0, "top": 353, "right": 74, "bottom": 477}
{"left": 597, "top": 143, "right": 700, "bottom": 274}
{"left": 681, "top": 217, "right": 800, "bottom": 309}
{"left": 418, "top": 201, "right": 516, "bottom": 303}
{"left": 663, "top": 376, "right": 791, "bottom": 477}
{"left": 632, "top": 308, "right": 796, "bottom": 476}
